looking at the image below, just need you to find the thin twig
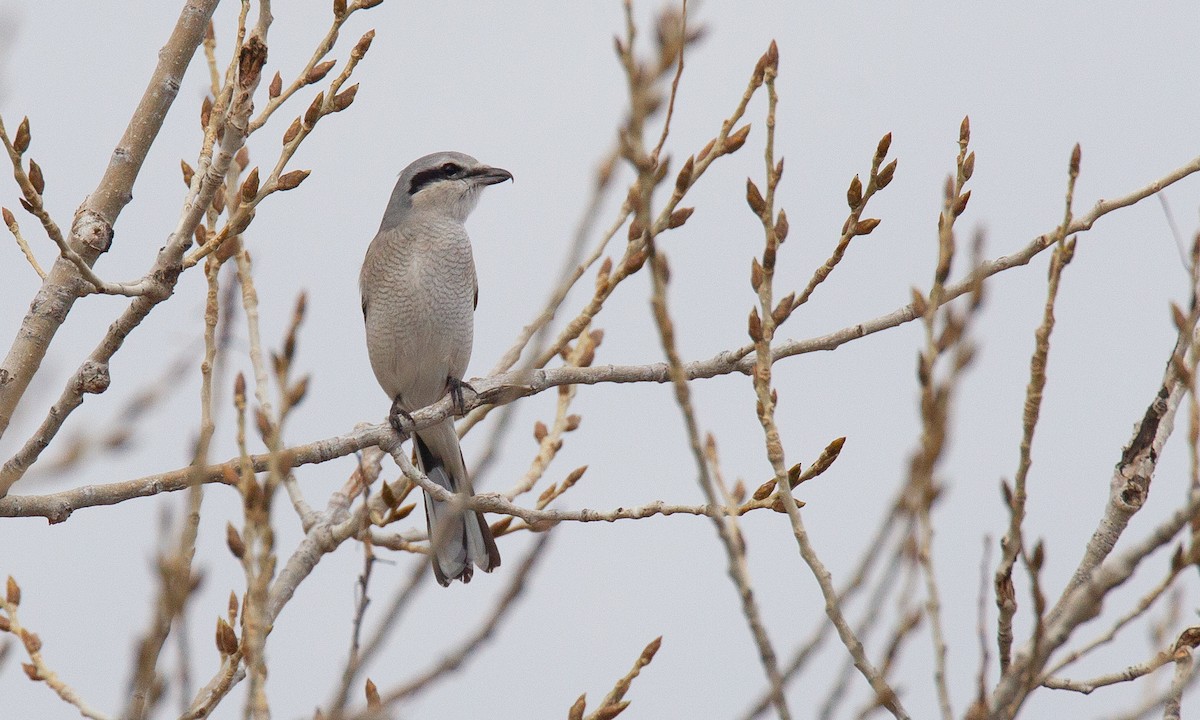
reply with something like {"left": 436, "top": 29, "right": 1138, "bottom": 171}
{"left": 350, "top": 534, "right": 553, "bottom": 717}
{"left": 0, "top": 580, "right": 113, "bottom": 720}
{"left": 0, "top": 0, "right": 221, "bottom": 440}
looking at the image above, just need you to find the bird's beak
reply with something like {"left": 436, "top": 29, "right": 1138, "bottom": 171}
{"left": 469, "top": 165, "right": 514, "bottom": 186}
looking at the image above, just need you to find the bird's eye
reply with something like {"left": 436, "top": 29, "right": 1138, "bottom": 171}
{"left": 441, "top": 163, "right": 460, "bottom": 176}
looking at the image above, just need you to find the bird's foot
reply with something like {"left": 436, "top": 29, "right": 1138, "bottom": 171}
{"left": 389, "top": 396, "right": 414, "bottom": 438}
{"left": 446, "top": 376, "right": 476, "bottom": 416}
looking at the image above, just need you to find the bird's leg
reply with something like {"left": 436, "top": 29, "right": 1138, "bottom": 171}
{"left": 446, "top": 376, "right": 476, "bottom": 416}
{"left": 389, "top": 395, "right": 414, "bottom": 438}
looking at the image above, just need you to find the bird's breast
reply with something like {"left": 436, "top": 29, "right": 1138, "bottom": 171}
{"left": 361, "top": 223, "right": 477, "bottom": 406}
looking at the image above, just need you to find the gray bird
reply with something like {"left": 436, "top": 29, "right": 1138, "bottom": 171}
{"left": 360, "top": 151, "right": 511, "bottom": 585}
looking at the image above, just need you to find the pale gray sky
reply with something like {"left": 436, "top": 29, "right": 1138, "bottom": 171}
{"left": 2, "top": 2, "right": 1200, "bottom": 718}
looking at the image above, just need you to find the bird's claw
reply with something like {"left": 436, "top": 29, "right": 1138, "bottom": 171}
{"left": 446, "top": 376, "right": 476, "bottom": 416}
{"left": 389, "top": 396, "right": 414, "bottom": 438}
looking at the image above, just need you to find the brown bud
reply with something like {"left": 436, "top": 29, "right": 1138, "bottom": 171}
{"left": 846, "top": 174, "right": 862, "bottom": 209}
{"left": 675, "top": 155, "right": 694, "bottom": 194}
{"left": 2, "top": 207, "right": 14, "bottom": 228}
{"left": 211, "top": 188, "right": 225, "bottom": 214}
{"left": 18, "top": 197, "right": 32, "bottom": 213}
{"left": 269, "top": 71, "right": 282, "bottom": 99}
{"left": 746, "top": 178, "right": 766, "bottom": 215}
{"left": 331, "top": 84, "right": 359, "bottom": 112}
{"left": 875, "top": 132, "right": 892, "bottom": 163}
{"left": 293, "top": 291, "right": 307, "bottom": 322}
{"left": 20, "top": 631, "right": 41, "bottom": 654}
{"left": 1061, "top": 236, "right": 1077, "bottom": 264}
{"left": 953, "top": 190, "right": 971, "bottom": 217}
{"left": 627, "top": 218, "right": 644, "bottom": 242}
{"left": 306, "top": 60, "right": 336, "bottom": 85}
{"left": 748, "top": 307, "right": 762, "bottom": 341}
{"left": 13, "top": 117, "right": 30, "bottom": 154}
{"left": 255, "top": 408, "right": 272, "bottom": 440}
{"left": 623, "top": 248, "right": 647, "bottom": 274}
{"left": 752, "top": 479, "right": 774, "bottom": 501}
{"left": 652, "top": 157, "right": 670, "bottom": 185}
{"left": 698, "top": 137, "right": 716, "bottom": 159}
{"left": 533, "top": 421, "right": 548, "bottom": 443}
{"left": 333, "top": 0, "right": 347, "bottom": 17}
{"left": 379, "top": 481, "right": 398, "bottom": 509}
{"left": 226, "top": 523, "right": 245, "bottom": 559}
{"left": 1069, "top": 143, "right": 1081, "bottom": 176}
{"left": 910, "top": 287, "right": 928, "bottom": 316}
{"left": 489, "top": 517, "right": 513, "bottom": 536}
{"left": 562, "top": 465, "right": 588, "bottom": 491}
{"left": 216, "top": 618, "right": 238, "bottom": 655}
{"left": 1029, "top": 541, "right": 1045, "bottom": 572}
{"left": 365, "top": 679, "right": 382, "bottom": 709}
{"left": 201, "top": 96, "right": 213, "bottom": 129}
{"left": 569, "top": 694, "right": 587, "bottom": 720}
{"left": 564, "top": 415, "right": 583, "bottom": 432}
{"left": 751, "top": 53, "right": 768, "bottom": 88}
{"left": 774, "top": 209, "right": 789, "bottom": 243}
{"left": 283, "top": 117, "right": 302, "bottom": 145}
{"left": 233, "top": 373, "right": 246, "bottom": 404}
{"left": 959, "top": 116, "right": 970, "bottom": 145}
{"left": 770, "top": 495, "right": 805, "bottom": 512}
{"left": 193, "top": 224, "right": 207, "bottom": 247}
{"left": 6, "top": 576, "right": 20, "bottom": 606}
{"left": 854, "top": 218, "right": 881, "bottom": 235}
{"left": 750, "top": 258, "right": 764, "bottom": 291}
{"left": 353, "top": 29, "right": 376, "bottom": 59}
{"left": 731, "top": 480, "right": 746, "bottom": 504}
{"left": 22, "top": 663, "right": 40, "bottom": 681}
{"left": 537, "top": 482, "right": 559, "bottom": 505}
{"left": 1171, "top": 303, "right": 1189, "bottom": 333}
{"left": 276, "top": 170, "right": 311, "bottom": 191}
{"left": 800, "top": 436, "right": 845, "bottom": 483}
{"left": 961, "top": 152, "right": 975, "bottom": 182}
{"left": 240, "top": 167, "right": 260, "bottom": 202}
{"left": 303, "top": 91, "right": 325, "bottom": 128}
{"left": 668, "top": 207, "right": 694, "bottom": 229}
{"left": 577, "top": 339, "right": 595, "bottom": 367}
{"left": 286, "top": 377, "right": 309, "bottom": 407}
{"left": 0, "top": 615, "right": 9, "bottom": 632}
{"left": 772, "top": 293, "right": 794, "bottom": 325}
{"left": 391, "top": 502, "right": 415, "bottom": 521}
{"left": 27, "top": 160, "right": 44, "bottom": 195}
{"left": 765, "top": 40, "right": 779, "bottom": 72}
{"left": 724, "top": 124, "right": 751, "bottom": 154}
{"left": 876, "top": 159, "right": 898, "bottom": 189}
{"left": 596, "top": 256, "right": 612, "bottom": 291}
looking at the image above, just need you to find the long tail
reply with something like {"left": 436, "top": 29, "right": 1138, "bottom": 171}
{"left": 413, "top": 420, "right": 501, "bottom": 585}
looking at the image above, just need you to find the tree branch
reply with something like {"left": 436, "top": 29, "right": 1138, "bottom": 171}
{"left": 0, "top": 0, "right": 220, "bottom": 439}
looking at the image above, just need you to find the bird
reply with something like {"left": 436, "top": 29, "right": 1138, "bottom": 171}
{"left": 360, "top": 151, "right": 511, "bottom": 585}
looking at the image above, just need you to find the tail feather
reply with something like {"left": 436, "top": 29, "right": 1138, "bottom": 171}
{"left": 414, "top": 422, "right": 501, "bottom": 586}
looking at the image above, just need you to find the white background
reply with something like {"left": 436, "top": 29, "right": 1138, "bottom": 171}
{"left": 2, "top": 2, "right": 1200, "bottom": 718}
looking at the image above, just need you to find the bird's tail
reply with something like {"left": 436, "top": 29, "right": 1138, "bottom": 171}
{"left": 413, "top": 420, "right": 501, "bottom": 585}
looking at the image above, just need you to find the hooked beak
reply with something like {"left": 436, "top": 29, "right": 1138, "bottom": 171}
{"left": 469, "top": 165, "right": 514, "bottom": 186}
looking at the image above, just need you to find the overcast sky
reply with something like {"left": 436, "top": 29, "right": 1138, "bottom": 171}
{"left": 2, "top": 2, "right": 1200, "bottom": 718}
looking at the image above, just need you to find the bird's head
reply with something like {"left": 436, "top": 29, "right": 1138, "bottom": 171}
{"left": 387, "top": 151, "right": 513, "bottom": 225}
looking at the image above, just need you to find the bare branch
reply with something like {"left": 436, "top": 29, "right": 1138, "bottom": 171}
{"left": 0, "top": 0, "right": 221, "bottom": 439}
